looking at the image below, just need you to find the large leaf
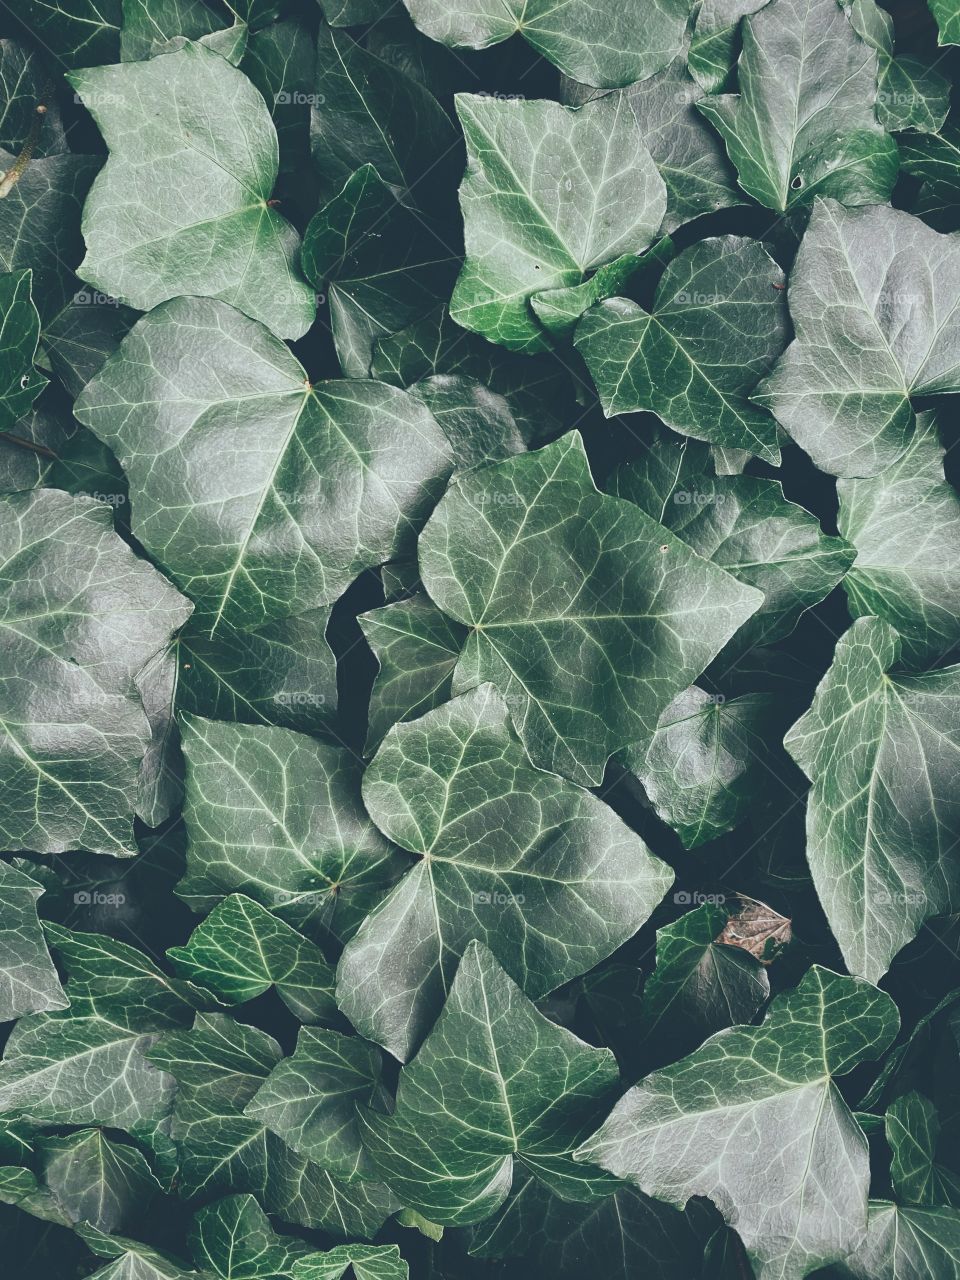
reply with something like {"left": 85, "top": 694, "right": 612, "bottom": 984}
{"left": 189, "top": 1194, "right": 310, "bottom": 1277}
{"left": 0, "top": 863, "right": 66, "bottom": 1021}
{"left": 418, "top": 431, "right": 763, "bottom": 786}
{"left": 244, "top": 1026, "right": 389, "bottom": 1181}
{"left": 785, "top": 616, "right": 960, "bottom": 983}
{"left": 837, "top": 414, "right": 960, "bottom": 664}
{"left": 74, "top": 296, "right": 453, "bottom": 636}
{"left": 575, "top": 237, "right": 787, "bottom": 462}
{"left": 359, "top": 941, "right": 620, "bottom": 1224}
{"left": 697, "top": 0, "right": 898, "bottom": 211}
{"left": 68, "top": 43, "right": 315, "bottom": 340}
{"left": 450, "top": 93, "right": 666, "bottom": 353}
{"left": 37, "top": 1129, "right": 160, "bottom": 1232}
{"left": 621, "top": 687, "right": 781, "bottom": 849}
{"left": 402, "top": 0, "right": 688, "bottom": 88}
{"left": 302, "top": 164, "right": 458, "bottom": 378}
{"left": 609, "top": 430, "right": 855, "bottom": 652}
{"left": 885, "top": 1091, "right": 960, "bottom": 1206}
{"left": 178, "top": 715, "right": 408, "bottom": 948}
{"left": 337, "top": 684, "right": 673, "bottom": 1060}
{"left": 0, "top": 489, "right": 191, "bottom": 856}
{"left": 756, "top": 199, "right": 960, "bottom": 477}
{"left": 576, "top": 966, "right": 899, "bottom": 1280}
{"left": 167, "top": 894, "right": 338, "bottom": 1023}
{"left": 17, "top": 1, "right": 120, "bottom": 67}
{"left": 310, "top": 24, "right": 458, "bottom": 204}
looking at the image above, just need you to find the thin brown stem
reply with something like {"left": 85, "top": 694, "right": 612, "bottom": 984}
{"left": 0, "top": 78, "right": 54, "bottom": 198}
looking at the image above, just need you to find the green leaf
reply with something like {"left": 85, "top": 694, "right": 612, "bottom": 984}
{"left": 785, "top": 616, "right": 960, "bottom": 983}
{"left": 886, "top": 1091, "right": 960, "bottom": 1207}
{"left": 451, "top": 93, "right": 666, "bottom": 353}
{"left": 244, "top": 1026, "right": 388, "bottom": 1181}
{"left": 302, "top": 164, "right": 458, "bottom": 378}
{"left": 688, "top": 0, "right": 767, "bottom": 92}
{"left": 68, "top": 43, "right": 315, "bottom": 341}
{"left": 338, "top": 684, "right": 672, "bottom": 1060}
{"left": 929, "top": 0, "right": 960, "bottom": 45}
{"left": 359, "top": 594, "right": 467, "bottom": 751}
{"left": 471, "top": 1171, "right": 709, "bottom": 1279}
{"left": 177, "top": 608, "right": 337, "bottom": 737}
{"left": 621, "top": 687, "right": 781, "bottom": 849}
{"left": 36, "top": 1129, "right": 161, "bottom": 1231}
{"left": 16, "top": 1, "right": 120, "bottom": 68}
{"left": 609, "top": 430, "right": 855, "bottom": 654}
{"left": 120, "top": 0, "right": 245, "bottom": 63}
{"left": 178, "top": 715, "right": 408, "bottom": 949}
{"left": 0, "top": 39, "right": 68, "bottom": 155}
{"left": 900, "top": 125, "right": 960, "bottom": 219}
{"left": 0, "top": 1165, "right": 72, "bottom": 1226}
{"left": 836, "top": 1200, "right": 960, "bottom": 1278}
{"left": 0, "top": 489, "right": 191, "bottom": 856}
{"left": 576, "top": 965, "right": 899, "bottom": 1280}
{"left": 419, "top": 431, "right": 762, "bottom": 786}
{"left": 0, "top": 270, "right": 46, "bottom": 431}
{"left": 359, "top": 940, "right": 620, "bottom": 1224}
{"left": 168, "top": 894, "right": 338, "bottom": 1023}
{"left": 576, "top": 237, "right": 787, "bottom": 462}
{"left": 310, "top": 25, "right": 458, "bottom": 204}
{"left": 564, "top": 58, "right": 744, "bottom": 232}
{"left": 638, "top": 902, "right": 770, "bottom": 1063}
{"left": 0, "top": 863, "right": 67, "bottom": 1021}
{"left": 850, "top": 1, "right": 951, "bottom": 135}
{"left": 149, "top": 1013, "right": 397, "bottom": 1238}
{"left": 756, "top": 199, "right": 960, "bottom": 477}
{"left": 406, "top": 375, "right": 527, "bottom": 468}
{"left": 402, "top": 0, "right": 688, "bottom": 88}
{"left": 74, "top": 296, "right": 453, "bottom": 636}
{"left": 292, "top": 1244, "right": 408, "bottom": 1280}
{"left": 241, "top": 20, "right": 314, "bottom": 174}
{"left": 837, "top": 414, "right": 960, "bottom": 664}
{"left": 697, "top": 0, "right": 898, "bottom": 211}
{"left": 189, "top": 1194, "right": 310, "bottom": 1277}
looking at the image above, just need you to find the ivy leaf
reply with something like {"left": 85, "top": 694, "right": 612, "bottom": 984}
{"left": 0, "top": 39, "right": 68, "bottom": 155}
{"left": 292, "top": 1245, "right": 408, "bottom": 1280}
{"left": 886, "top": 1091, "right": 960, "bottom": 1207}
{"left": 637, "top": 903, "right": 770, "bottom": 1065}
{"left": 189, "top": 1194, "right": 310, "bottom": 1277}
{"left": 0, "top": 489, "right": 191, "bottom": 856}
{"left": 837, "top": 414, "right": 960, "bottom": 665}
{"left": 785, "top": 616, "right": 960, "bottom": 983}
{"left": 576, "top": 966, "right": 899, "bottom": 1280}
{"left": 406, "top": 375, "right": 527, "bottom": 468}
{"left": 929, "top": 0, "right": 960, "bottom": 45}
{"left": 359, "top": 940, "right": 621, "bottom": 1224}
{"left": 451, "top": 93, "right": 666, "bottom": 353}
{"left": 177, "top": 608, "right": 337, "bottom": 737}
{"left": 688, "top": 0, "right": 767, "bottom": 92}
{"left": 0, "top": 270, "right": 46, "bottom": 431}
{"left": 359, "top": 594, "right": 467, "bottom": 751}
{"left": 149, "top": 1013, "right": 397, "bottom": 1238}
{"left": 302, "top": 164, "right": 458, "bottom": 378}
{"left": 311, "top": 24, "right": 458, "bottom": 205}
{"left": 0, "top": 863, "right": 67, "bottom": 1021}
{"left": 849, "top": 0, "right": 950, "bottom": 134}
{"left": 337, "top": 684, "right": 673, "bottom": 1061}
{"left": 178, "top": 715, "right": 408, "bottom": 949}
{"left": 609, "top": 430, "right": 855, "bottom": 653}
{"left": 119, "top": 0, "right": 246, "bottom": 63}
{"left": 17, "top": 1, "right": 120, "bottom": 68}
{"left": 756, "top": 199, "right": 960, "bottom": 478}
{"left": 836, "top": 1200, "right": 960, "bottom": 1278}
{"left": 419, "top": 432, "right": 763, "bottom": 786}
{"left": 244, "top": 1026, "right": 389, "bottom": 1180}
{"left": 36, "top": 1129, "right": 161, "bottom": 1232}
{"left": 68, "top": 43, "right": 315, "bottom": 340}
{"left": 241, "top": 20, "right": 315, "bottom": 174}
{"left": 167, "top": 894, "right": 338, "bottom": 1023}
{"left": 620, "top": 687, "right": 781, "bottom": 849}
{"left": 74, "top": 296, "right": 453, "bottom": 636}
{"left": 471, "top": 1171, "right": 710, "bottom": 1280}
{"left": 576, "top": 237, "right": 787, "bottom": 462}
{"left": 697, "top": 0, "right": 897, "bottom": 211}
